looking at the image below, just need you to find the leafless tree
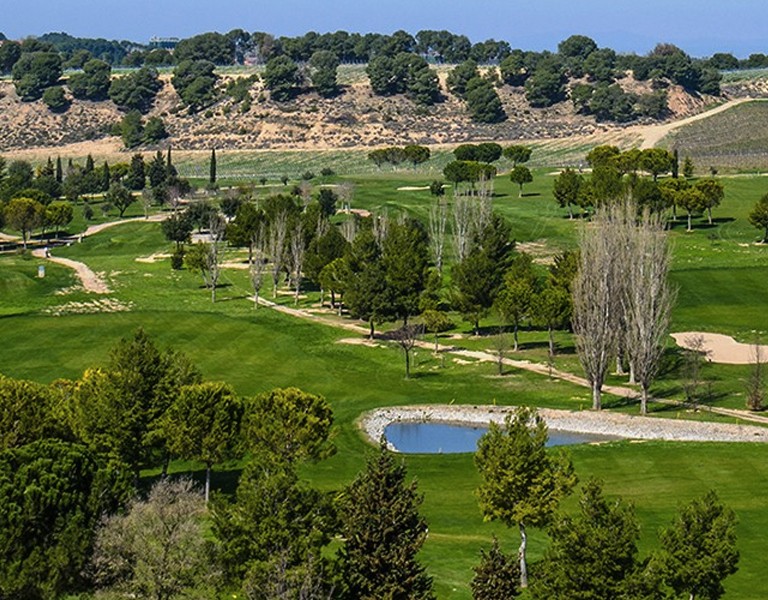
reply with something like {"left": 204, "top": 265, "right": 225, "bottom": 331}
{"left": 682, "top": 334, "right": 709, "bottom": 407}
{"left": 392, "top": 323, "right": 423, "bottom": 379}
{"left": 452, "top": 194, "right": 475, "bottom": 262}
{"left": 373, "top": 211, "right": 389, "bottom": 247}
{"left": 92, "top": 478, "right": 215, "bottom": 599}
{"left": 625, "top": 208, "right": 675, "bottom": 414}
{"left": 337, "top": 181, "right": 355, "bottom": 210}
{"left": 572, "top": 205, "right": 623, "bottom": 410}
{"left": 491, "top": 327, "right": 510, "bottom": 376}
{"left": 141, "top": 189, "right": 152, "bottom": 219}
{"left": 207, "top": 212, "right": 226, "bottom": 303}
{"left": 168, "top": 185, "right": 182, "bottom": 214}
{"left": 428, "top": 200, "right": 448, "bottom": 274}
{"left": 289, "top": 222, "right": 305, "bottom": 305}
{"left": 298, "top": 181, "right": 313, "bottom": 207}
{"left": 340, "top": 215, "right": 357, "bottom": 244}
{"left": 268, "top": 209, "right": 288, "bottom": 298}
{"left": 249, "top": 223, "right": 267, "bottom": 309}
{"left": 746, "top": 338, "right": 765, "bottom": 411}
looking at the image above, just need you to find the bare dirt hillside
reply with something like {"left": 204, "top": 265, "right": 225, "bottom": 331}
{"left": 0, "top": 74, "right": 718, "bottom": 153}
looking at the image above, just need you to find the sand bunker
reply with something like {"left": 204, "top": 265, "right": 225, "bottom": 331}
{"left": 671, "top": 332, "right": 768, "bottom": 365}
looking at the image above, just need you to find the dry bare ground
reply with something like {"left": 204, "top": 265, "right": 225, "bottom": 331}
{"left": 0, "top": 72, "right": 725, "bottom": 156}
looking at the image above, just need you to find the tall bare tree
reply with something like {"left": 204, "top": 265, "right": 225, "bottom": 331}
{"left": 746, "top": 339, "right": 765, "bottom": 411}
{"left": 572, "top": 205, "right": 623, "bottom": 410}
{"left": 207, "top": 212, "right": 226, "bottom": 303}
{"left": 373, "top": 211, "right": 389, "bottom": 247}
{"left": 249, "top": 223, "right": 267, "bottom": 309}
{"left": 289, "top": 222, "right": 305, "bottom": 305}
{"left": 341, "top": 215, "right": 357, "bottom": 244}
{"left": 452, "top": 194, "right": 475, "bottom": 262}
{"left": 428, "top": 199, "right": 448, "bottom": 274}
{"left": 268, "top": 209, "right": 288, "bottom": 298}
{"left": 625, "top": 209, "right": 675, "bottom": 414}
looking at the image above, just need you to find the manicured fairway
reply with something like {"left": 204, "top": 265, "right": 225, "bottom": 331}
{"left": 3, "top": 164, "right": 768, "bottom": 598}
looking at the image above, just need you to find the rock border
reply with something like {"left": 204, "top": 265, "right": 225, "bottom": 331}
{"left": 359, "top": 405, "right": 768, "bottom": 451}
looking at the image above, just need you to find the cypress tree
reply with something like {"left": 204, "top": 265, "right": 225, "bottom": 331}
{"left": 102, "top": 161, "right": 110, "bottom": 192}
{"left": 209, "top": 148, "right": 217, "bottom": 184}
{"left": 166, "top": 145, "right": 172, "bottom": 169}
{"left": 55, "top": 156, "right": 63, "bottom": 183}
{"left": 85, "top": 153, "right": 94, "bottom": 173}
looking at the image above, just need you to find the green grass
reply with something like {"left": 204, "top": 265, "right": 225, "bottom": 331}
{"left": 5, "top": 167, "right": 768, "bottom": 598}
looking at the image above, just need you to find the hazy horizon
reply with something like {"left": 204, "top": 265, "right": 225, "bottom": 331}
{"left": 3, "top": 0, "right": 768, "bottom": 58}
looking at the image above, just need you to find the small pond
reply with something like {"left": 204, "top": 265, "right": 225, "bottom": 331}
{"left": 384, "top": 422, "right": 621, "bottom": 454}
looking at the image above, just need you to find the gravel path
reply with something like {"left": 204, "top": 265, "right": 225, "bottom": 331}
{"left": 360, "top": 405, "right": 768, "bottom": 450}
{"left": 31, "top": 248, "right": 111, "bottom": 294}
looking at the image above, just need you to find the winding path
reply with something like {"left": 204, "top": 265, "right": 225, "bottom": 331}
{"left": 30, "top": 214, "right": 168, "bottom": 294}
{"left": 251, "top": 296, "right": 768, "bottom": 427}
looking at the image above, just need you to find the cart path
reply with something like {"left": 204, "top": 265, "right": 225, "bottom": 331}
{"left": 31, "top": 248, "right": 111, "bottom": 294}
{"left": 254, "top": 297, "right": 768, "bottom": 426}
{"left": 28, "top": 214, "right": 168, "bottom": 294}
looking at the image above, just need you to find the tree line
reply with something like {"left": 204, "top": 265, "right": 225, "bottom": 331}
{"left": 0, "top": 29, "right": 730, "bottom": 125}
{"left": 0, "top": 333, "right": 740, "bottom": 599}
{"left": 0, "top": 329, "right": 435, "bottom": 599}
{"left": 473, "top": 407, "right": 739, "bottom": 599}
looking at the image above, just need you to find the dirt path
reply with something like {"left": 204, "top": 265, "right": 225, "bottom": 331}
{"left": 31, "top": 248, "right": 110, "bottom": 294}
{"left": 671, "top": 331, "right": 768, "bottom": 365}
{"left": 27, "top": 215, "right": 168, "bottom": 294}
{"left": 634, "top": 97, "right": 754, "bottom": 149}
{"left": 254, "top": 298, "right": 768, "bottom": 426}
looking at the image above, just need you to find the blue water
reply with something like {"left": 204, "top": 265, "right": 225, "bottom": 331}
{"left": 384, "top": 422, "right": 620, "bottom": 454}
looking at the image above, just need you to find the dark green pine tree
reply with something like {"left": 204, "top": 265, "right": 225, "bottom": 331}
{"left": 149, "top": 150, "right": 167, "bottom": 188}
{"left": 85, "top": 153, "right": 95, "bottom": 173}
{"left": 337, "top": 441, "right": 435, "bottom": 600}
{"left": 209, "top": 148, "right": 217, "bottom": 184}
{"left": 55, "top": 155, "right": 63, "bottom": 183}
{"left": 471, "top": 536, "right": 521, "bottom": 599}
{"left": 0, "top": 439, "right": 132, "bottom": 599}
{"left": 102, "top": 161, "right": 110, "bottom": 192}
{"left": 531, "top": 479, "right": 640, "bottom": 600}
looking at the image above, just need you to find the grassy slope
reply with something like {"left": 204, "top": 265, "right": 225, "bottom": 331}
{"left": 3, "top": 165, "right": 768, "bottom": 597}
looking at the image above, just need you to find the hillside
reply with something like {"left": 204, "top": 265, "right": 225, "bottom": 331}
{"left": 0, "top": 68, "right": 718, "bottom": 154}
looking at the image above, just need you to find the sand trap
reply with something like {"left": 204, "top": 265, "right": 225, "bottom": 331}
{"left": 397, "top": 186, "right": 430, "bottom": 191}
{"left": 135, "top": 253, "right": 171, "bottom": 263}
{"left": 337, "top": 337, "right": 380, "bottom": 347}
{"left": 671, "top": 332, "right": 768, "bottom": 365}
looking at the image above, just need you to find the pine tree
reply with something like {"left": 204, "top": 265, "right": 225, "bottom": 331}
{"left": 658, "top": 490, "right": 739, "bottom": 600}
{"left": 55, "top": 156, "right": 63, "bottom": 183}
{"left": 337, "top": 442, "right": 435, "bottom": 599}
{"left": 471, "top": 536, "right": 521, "bottom": 599}
{"left": 85, "top": 153, "right": 95, "bottom": 173}
{"left": 209, "top": 148, "right": 217, "bottom": 184}
{"left": 531, "top": 479, "right": 640, "bottom": 599}
{"left": 102, "top": 161, "right": 110, "bottom": 192}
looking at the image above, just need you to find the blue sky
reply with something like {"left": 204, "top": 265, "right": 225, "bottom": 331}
{"left": 3, "top": 0, "right": 768, "bottom": 57}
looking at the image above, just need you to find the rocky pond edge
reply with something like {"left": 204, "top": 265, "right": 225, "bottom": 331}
{"left": 359, "top": 405, "right": 768, "bottom": 451}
